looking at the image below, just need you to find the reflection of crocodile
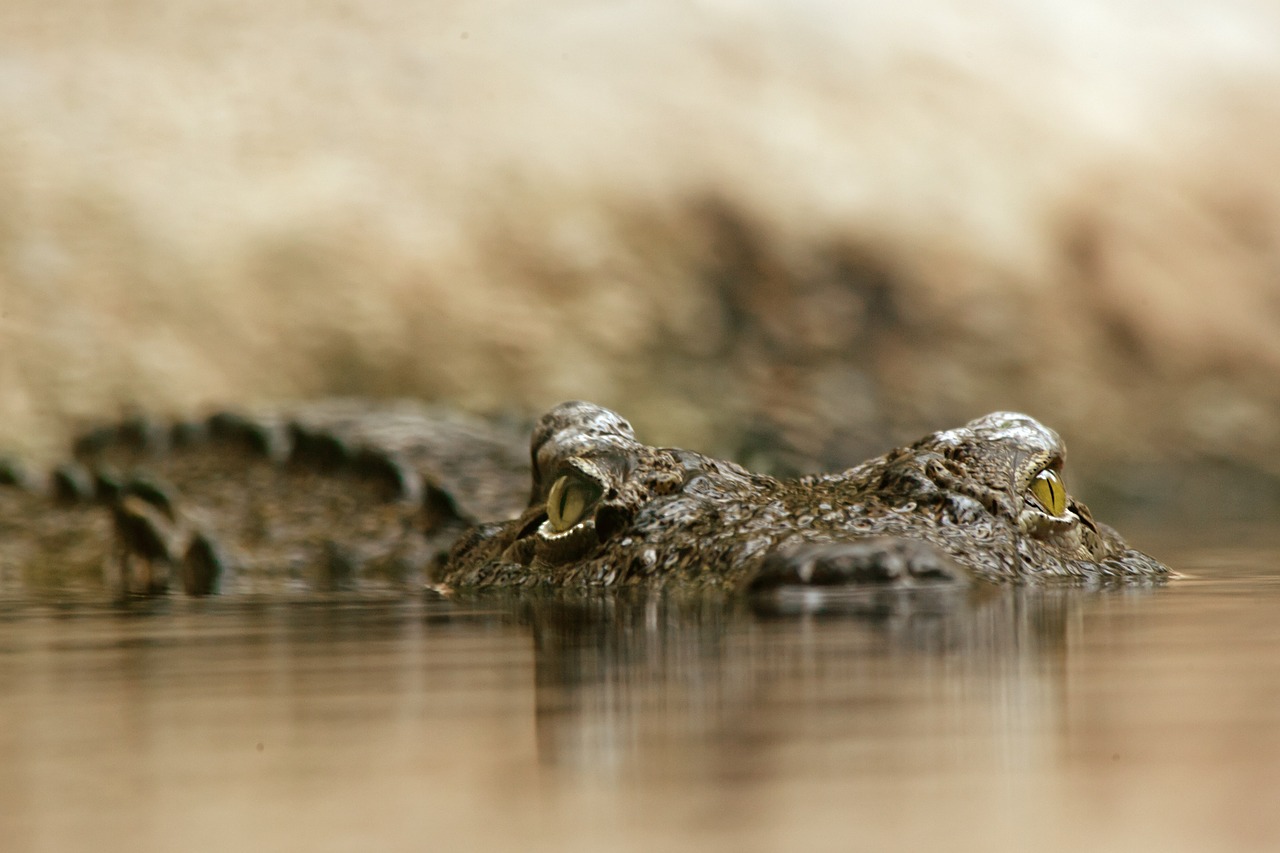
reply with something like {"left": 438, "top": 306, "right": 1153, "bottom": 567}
{"left": 520, "top": 583, "right": 1111, "bottom": 769}
{"left": 0, "top": 399, "right": 1168, "bottom": 598}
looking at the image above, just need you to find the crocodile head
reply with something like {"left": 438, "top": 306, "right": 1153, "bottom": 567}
{"left": 439, "top": 401, "right": 1170, "bottom": 591}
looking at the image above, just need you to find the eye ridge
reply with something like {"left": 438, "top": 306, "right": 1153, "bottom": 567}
{"left": 1030, "top": 467, "right": 1067, "bottom": 516}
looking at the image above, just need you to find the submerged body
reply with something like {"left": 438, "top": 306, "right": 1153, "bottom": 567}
{"left": 440, "top": 402, "right": 1168, "bottom": 591}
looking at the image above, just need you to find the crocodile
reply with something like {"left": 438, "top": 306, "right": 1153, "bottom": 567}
{"left": 0, "top": 399, "right": 531, "bottom": 597}
{"left": 440, "top": 401, "right": 1169, "bottom": 591}
{"left": 0, "top": 399, "right": 1168, "bottom": 598}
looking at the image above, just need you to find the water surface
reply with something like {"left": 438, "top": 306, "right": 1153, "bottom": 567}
{"left": 3, "top": 533, "right": 1279, "bottom": 852}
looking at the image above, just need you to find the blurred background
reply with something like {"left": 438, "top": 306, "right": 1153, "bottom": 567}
{"left": 4, "top": 0, "right": 1280, "bottom": 518}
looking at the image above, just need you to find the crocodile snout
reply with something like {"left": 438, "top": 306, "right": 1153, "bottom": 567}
{"left": 745, "top": 538, "right": 972, "bottom": 592}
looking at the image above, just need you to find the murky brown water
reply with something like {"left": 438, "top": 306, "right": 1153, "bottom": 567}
{"left": 3, "top": 531, "right": 1280, "bottom": 852}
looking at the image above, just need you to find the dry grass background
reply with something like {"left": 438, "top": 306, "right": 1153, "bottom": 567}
{"left": 4, "top": 0, "right": 1280, "bottom": 506}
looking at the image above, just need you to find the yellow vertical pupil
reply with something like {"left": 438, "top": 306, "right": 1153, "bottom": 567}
{"left": 546, "top": 473, "right": 596, "bottom": 532}
{"left": 1030, "top": 468, "right": 1066, "bottom": 516}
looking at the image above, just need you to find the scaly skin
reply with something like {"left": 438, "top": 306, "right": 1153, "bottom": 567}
{"left": 0, "top": 399, "right": 1168, "bottom": 598}
{"left": 439, "top": 402, "right": 1169, "bottom": 591}
{"left": 0, "top": 400, "right": 530, "bottom": 596}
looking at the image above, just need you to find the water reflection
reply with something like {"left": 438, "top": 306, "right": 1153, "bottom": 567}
{"left": 513, "top": 583, "right": 1161, "bottom": 774}
{"left": 5, "top": 561, "right": 1280, "bottom": 852}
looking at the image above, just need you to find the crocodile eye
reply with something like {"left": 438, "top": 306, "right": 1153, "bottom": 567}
{"left": 546, "top": 472, "right": 602, "bottom": 533}
{"left": 1030, "top": 468, "right": 1066, "bottom": 516}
